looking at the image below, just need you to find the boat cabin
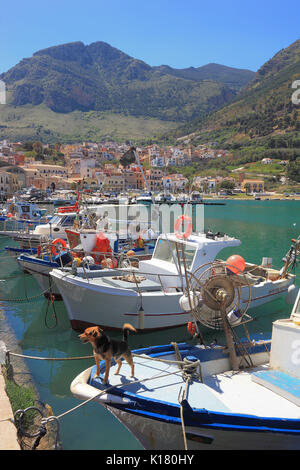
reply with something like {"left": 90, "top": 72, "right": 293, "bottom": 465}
{"left": 139, "top": 232, "right": 241, "bottom": 288}
{"left": 4, "top": 201, "right": 47, "bottom": 221}
{"left": 33, "top": 212, "right": 79, "bottom": 239}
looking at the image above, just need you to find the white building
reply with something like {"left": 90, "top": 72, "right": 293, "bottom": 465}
{"left": 80, "top": 158, "right": 96, "bottom": 178}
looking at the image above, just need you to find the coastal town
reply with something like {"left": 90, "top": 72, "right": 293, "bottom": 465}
{"left": 1, "top": 0, "right": 300, "bottom": 452}
{"left": 0, "top": 138, "right": 296, "bottom": 199}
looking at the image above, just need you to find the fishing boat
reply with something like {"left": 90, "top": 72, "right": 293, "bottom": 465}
{"left": 50, "top": 226, "right": 299, "bottom": 332}
{"left": 0, "top": 201, "right": 51, "bottom": 234}
{"left": 0, "top": 211, "right": 79, "bottom": 249}
{"left": 189, "top": 191, "right": 203, "bottom": 203}
{"left": 155, "top": 192, "right": 177, "bottom": 204}
{"left": 136, "top": 193, "right": 153, "bottom": 205}
{"left": 70, "top": 268, "right": 300, "bottom": 450}
{"left": 16, "top": 226, "right": 156, "bottom": 299}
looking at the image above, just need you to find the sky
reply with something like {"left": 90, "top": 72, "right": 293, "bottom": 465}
{"left": 0, "top": 0, "right": 299, "bottom": 74}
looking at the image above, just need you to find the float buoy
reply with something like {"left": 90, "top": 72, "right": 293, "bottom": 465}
{"left": 225, "top": 254, "right": 246, "bottom": 275}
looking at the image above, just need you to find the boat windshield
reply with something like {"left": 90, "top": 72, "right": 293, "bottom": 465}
{"left": 49, "top": 215, "right": 62, "bottom": 225}
{"left": 153, "top": 239, "right": 196, "bottom": 270}
{"left": 61, "top": 215, "right": 76, "bottom": 226}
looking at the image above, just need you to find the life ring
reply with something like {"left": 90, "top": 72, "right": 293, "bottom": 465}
{"left": 187, "top": 321, "right": 196, "bottom": 335}
{"left": 51, "top": 238, "right": 67, "bottom": 256}
{"left": 174, "top": 215, "right": 192, "bottom": 239}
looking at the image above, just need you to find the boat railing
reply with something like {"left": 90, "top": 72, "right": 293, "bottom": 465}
{"left": 62, "top": 248, "right": 186, "bottom": 292}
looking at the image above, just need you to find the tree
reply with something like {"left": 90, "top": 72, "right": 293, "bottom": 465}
{"left": 286, "top": 160, "right": 300, "bottom": 183}
{"left": 32, "top": 141, "right": 43, "bottom": 156}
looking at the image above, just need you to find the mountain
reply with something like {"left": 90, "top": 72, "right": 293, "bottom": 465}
{"left": 177, "top": 39, "right": 300, "bottom": 162}
{"left": 154, "top": 63, "right": 254, "bottom": 91}
{"left": 0, "top": 41, "right": 256, "bottom": 142}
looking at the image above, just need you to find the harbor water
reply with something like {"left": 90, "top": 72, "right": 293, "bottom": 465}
{"left": 0, "top": 199, "right": 299, "bottom": 450}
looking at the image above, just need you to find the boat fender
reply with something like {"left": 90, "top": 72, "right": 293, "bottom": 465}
{"left": 101, "top": 258, "right": 118, "bottom": 269}
{"left": 179, "top": 292, "right": 200, "bottom": 311}
{"left": 51, "top": 238, "right": 67, "bottom": 256}
{"left": 174, "top": 215, "right": 192, "bottom": 240}
{"left": 286, "top": 284, "right": 299, "bottom": 305}
{"left": 82, "top": 256, "right": 95, "bottom": 267}
{"left": 227, "top": 309, "right": 242, "bottom": 325}
{"left": 37, "top": 245, "right": 41, "bottom": 257}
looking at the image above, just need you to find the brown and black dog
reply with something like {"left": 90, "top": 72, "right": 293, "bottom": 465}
{"left": 79, "top": 323, "right": 136, "bottom": 384}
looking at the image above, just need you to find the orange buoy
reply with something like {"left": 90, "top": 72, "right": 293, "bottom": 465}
{"left": 226, "top": 254, "right": 246, "bottom": 275}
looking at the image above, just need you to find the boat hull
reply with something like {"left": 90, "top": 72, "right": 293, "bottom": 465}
{"left": 51, "top": 270, "right": 189, "bottom": 331}
{"left": 107, "top": 406, "right": 300, "bottom": 450}
{"left": 51, "top": 268, "right": 295, "bottom": 331}
{"left": 70, "top": 340, "right": 300, "bottom": 451}
{"left": 17, "top": 256, "right": 61, "bottom": 298}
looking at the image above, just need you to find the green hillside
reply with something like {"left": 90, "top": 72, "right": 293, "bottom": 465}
{"left": 173, "top": 39, "right": 300, "bottom": 164}
{"left": 0, "top": 41, "right": 243, "bottom": 123}
{"left": 0, "top": 41, "right": 257, "bottom": 142}
{"left": 0, "top": 104, "right": 179, "bottom": 143}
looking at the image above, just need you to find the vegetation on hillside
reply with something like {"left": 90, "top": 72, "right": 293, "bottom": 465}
{"left": 0, "top": 41, "right": 253, "bottom": 124}
{"left": 167, "top": 39, "right": 300, "bottom": 167}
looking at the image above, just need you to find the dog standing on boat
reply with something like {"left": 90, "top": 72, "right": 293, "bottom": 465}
{"left": 79, "top": 323, "right": 136, "bottom": 384}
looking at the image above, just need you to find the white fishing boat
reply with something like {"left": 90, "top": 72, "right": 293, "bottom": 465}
{"left": 70, "top": 268, "right": 300, "bottom": 450}
{"left": 50, "top": 228, "right": 299, "bottom": 332}
{"left": 189, "top": 191, "right": 203, "bottom": 203}
{"left": 136, "top": 193, "right": 153, "bottom": 205}
{"left": 155, "top": 192, "right": 177, "bottom": 203}
{"left": 0, "top": 211, "right": 79, "bottom": 249}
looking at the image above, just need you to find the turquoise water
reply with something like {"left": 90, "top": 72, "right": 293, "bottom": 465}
{"left": 0, "top": 199, "right": 299, "bottom": 450}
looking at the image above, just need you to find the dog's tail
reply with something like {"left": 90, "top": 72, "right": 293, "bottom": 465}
{"left": 123, "top": 323, "right": 136, "bottom": 342}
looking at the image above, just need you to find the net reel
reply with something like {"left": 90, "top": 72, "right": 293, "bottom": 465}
{"left": 184, "top": 260, "right": 252, "bottom": 331}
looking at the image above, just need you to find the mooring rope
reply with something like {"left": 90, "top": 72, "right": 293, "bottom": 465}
{"left": 4, "top": 343, "right": 201, "bottom": 450}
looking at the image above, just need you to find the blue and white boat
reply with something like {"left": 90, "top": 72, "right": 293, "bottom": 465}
{"left": 0, "top": 200, "right": 50, "bottom": 224}
{"left": 70, "top": 277, "right": 300, "bottom": 450}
